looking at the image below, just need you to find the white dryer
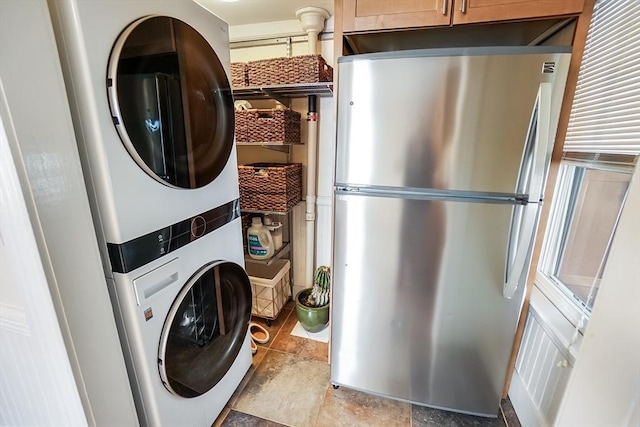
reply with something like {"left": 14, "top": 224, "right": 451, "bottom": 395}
{"left": 49, "top": 0, "right": 241, "bottom": 275}
{"left": 108, "top": 217, "right": 252, "bottom": 426}
{"left": 48, "top": 1, "right": 252, "bottom": 426}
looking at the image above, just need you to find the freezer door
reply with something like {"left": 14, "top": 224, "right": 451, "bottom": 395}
{"left": 335, "top": 48, "right": 570, "bottom": 194}
{"left": 330, "top": 192, "right": 526, "bottom": 416}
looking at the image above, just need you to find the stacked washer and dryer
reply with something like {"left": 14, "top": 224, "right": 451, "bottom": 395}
{"left": 48, "top": 1, "right": 252, "bottom": 426}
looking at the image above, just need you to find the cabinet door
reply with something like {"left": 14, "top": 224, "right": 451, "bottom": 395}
{"left": 452, "top": 0, "right": 585, "bottom": 25}
{"left": 343, "top": 0, "right": 452, "bottom": 32}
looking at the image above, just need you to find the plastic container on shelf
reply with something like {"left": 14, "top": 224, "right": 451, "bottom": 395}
{"left": 263, "top": 215, "right": 283, "bottom": 251}
{"left": 247, "top": 217, "right": 274, "bottom": 260}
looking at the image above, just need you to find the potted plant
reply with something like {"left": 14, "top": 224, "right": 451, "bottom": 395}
{"left": 295, "top": 265, "right": 330, "bottom": 333}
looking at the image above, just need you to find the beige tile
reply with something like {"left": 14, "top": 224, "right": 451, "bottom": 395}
{"left": 232, "top": 350, "right": 330, "bottom": 427}
{"left": 270, "top": 312, "right": 329, "bottom": 363}
{"left": 315, "top": 386, "right": 411, "bottom": 427}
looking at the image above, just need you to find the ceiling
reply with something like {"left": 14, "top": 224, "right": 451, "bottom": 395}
{"left": 196, "top": 0, "right": 334, "bottom": 26}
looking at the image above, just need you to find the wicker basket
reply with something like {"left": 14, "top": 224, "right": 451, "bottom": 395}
{"left": 246, "top": 260, "right": 291, "bottom": 320}
{"left": 247, "top": 54, "right": 333, "bottom": 86}
{"left": 231, "top": 62, "right": 248, "bottom": 87}
{"left": 239, "top": 163, "right": 302, "bottom": 212}
{"left": 235, "top": 108, "right": 301, "bottom": 144}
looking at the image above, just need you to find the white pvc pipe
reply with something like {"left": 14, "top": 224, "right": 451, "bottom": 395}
{"left": 296, "top": 6, "right": 328, "bottom": 287}
{"left": 304, "top": 31, "right": 318, "bottom": 286}
{"left": 307, "top": 30, "right": 318, "bottom": 55}
{"left": 305, "top": 114, "right": 318, "bottom": 287}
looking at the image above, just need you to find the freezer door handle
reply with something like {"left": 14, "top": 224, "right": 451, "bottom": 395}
{"left": 516, "top": 83, "right": 553, "bottom": 202}
{"left": 530, "top": 83, "right": 552, "bottom": 202}
{"left": 504, "top": 203, "right": 539, "bottom": 299}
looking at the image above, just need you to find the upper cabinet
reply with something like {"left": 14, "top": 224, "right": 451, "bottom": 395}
{"left": 342, "top": 0, "right": 586, "bottom": 33}
{"left": 343, "top": 0, "right": 451, "bottom": 32}
{"left": 453, "top": 0, "right": 586, "bottom": 25}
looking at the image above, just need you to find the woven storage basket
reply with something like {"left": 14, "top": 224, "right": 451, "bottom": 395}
{"left": 239, "top": 163, "right": 302, "bottom": 212}
{"left": 246, "top": 260, "right": 291, "bottom": 320}
{"left": 235, "top": 108, "right": 301, "bottom": 144}
{"left": 231, "top": 62, "right": 248, "bottom": 87}
{"left": 247, "top": 54, "right": 333, "bottom": 86}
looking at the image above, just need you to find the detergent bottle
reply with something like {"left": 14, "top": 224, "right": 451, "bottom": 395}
{"left": 247, "top": 217, "right": 275, "bottom": 260}
{"left": 263, "top": 215, "right": 283, "bottom": 250}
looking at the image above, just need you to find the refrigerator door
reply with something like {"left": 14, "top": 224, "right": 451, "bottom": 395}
{"left": 335, "top": 47, "right": 570, "bottom": 195}
{"left": 330, "top": 191, "right": 527, "bottom": 416}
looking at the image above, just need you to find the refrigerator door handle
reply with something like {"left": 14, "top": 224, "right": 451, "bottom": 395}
{"left": 503, "top": 84, "right": 551, "bottom": 299}
{"left": 503, "top": 203, "right": 538, "bottom": 299}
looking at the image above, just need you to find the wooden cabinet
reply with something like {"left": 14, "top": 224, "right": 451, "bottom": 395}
{"left": 343, "top": 0, "right": 450, "bottom": 32}
{"left": 342, "top": 0, "right": 585, "bottom": 33}
{"left": 453, "top": 0, "right": 586, "bottom": 25}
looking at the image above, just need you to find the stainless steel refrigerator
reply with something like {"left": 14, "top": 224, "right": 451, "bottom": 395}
{"left": 331, "top": 47, "right": 571, "bottom": 417}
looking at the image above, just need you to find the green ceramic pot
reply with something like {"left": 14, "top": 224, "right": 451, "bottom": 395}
{"left": 295, "top": 288, "right": 329, "bottom": 333}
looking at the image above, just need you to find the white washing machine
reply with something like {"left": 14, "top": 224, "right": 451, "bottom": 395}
{"left": 109, "top": 217, "right": 252, "bottom": 426}
{"left": 47, "top": 1, "right": 252, "bottom": 425}
{"left": 49, "top": 0, "right": 241, "bottom": 276}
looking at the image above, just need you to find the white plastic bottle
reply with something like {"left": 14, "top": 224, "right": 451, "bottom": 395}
{"left": 247, "top": 217, "right": 275, "bottom": 260}
{"left": 263, "top": 215, "right": 283, "bottom": 250}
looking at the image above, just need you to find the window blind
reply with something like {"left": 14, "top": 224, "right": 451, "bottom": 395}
{"left": 564, "top": 0, "right": 640, "bottom": 155}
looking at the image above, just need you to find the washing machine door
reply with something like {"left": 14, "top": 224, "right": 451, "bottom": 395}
{"left": 107, "top": 16, "right": 234, "bottom": 189}
{"left": 158, "top": 261, "right": 251, "bottom": 397}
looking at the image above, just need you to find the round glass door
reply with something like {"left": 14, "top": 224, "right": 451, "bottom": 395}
{"left": 107, "top": 16, "right": 234, "bottom": 188}
{"left": 158, "top": 262, "right": 251, "bottom": 397}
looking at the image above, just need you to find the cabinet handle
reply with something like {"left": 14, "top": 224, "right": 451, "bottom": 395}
{"left": 461, "top": 0, "right": 468, "bottom": 13}
{"left": 441, "top": 0, "right": 447, "bottom": 15}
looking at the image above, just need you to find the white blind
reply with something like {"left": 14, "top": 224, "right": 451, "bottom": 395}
{"left": 564, "top": 0, "right": 640, "bottom": 155}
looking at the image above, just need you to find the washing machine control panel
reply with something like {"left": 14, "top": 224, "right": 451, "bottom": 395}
{"left": 107, "top": 199, "right": 240, "bottom": 274}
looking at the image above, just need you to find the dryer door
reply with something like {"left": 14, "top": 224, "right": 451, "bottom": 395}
{"left": 107, "top": 16, "right": 234, "bottom": 189}
{"left": 158, "top": 261, "right": 251, "bottom": 398}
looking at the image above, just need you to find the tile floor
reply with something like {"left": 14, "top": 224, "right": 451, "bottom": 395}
{"left": 213, "top": 301, "right": 522, "bottom": 427}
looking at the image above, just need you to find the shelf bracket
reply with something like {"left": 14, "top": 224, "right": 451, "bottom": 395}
{"left": 261, "top": 144, "right": 290, "bottom": 153}
{"left": 260, "top": 88, "right": 291, "bottom": 108}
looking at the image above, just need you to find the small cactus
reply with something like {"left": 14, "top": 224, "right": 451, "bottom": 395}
{"left": 306, "top": 265, "right": 330, "bottom": 307}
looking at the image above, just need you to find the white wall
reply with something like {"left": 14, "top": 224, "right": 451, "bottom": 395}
{"left": 0, "top": 1, "right": 138, "bottom": 425}
{"left": 555, "top": 163, "right": 640, "bottom": 426}
{"left": 0, "top": 93, "right": 87, "bottom": 427}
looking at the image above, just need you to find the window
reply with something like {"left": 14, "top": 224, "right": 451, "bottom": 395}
{"left": 537, "top": 156, "right": 635, "bottom": 327}
{"left": 555, "top": 167, "right": 628, "bottom": 309}
{"left": 535, "top": 0, "right": 639, "bottom": 332}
